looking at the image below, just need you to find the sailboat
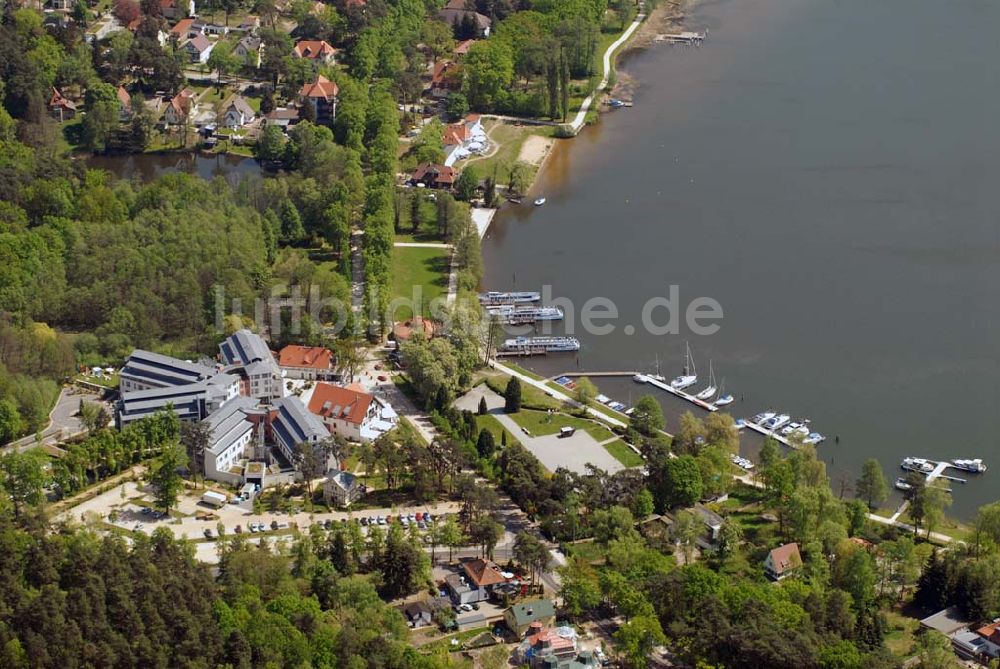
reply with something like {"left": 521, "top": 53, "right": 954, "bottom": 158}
{"left": 649, "top": 354, "right": 666, "bottom": 382}
{"left": 670, "top": 342, "right": 698, "bottom": 390}
{"left": 714, "top": 378, "right": 734, "bottom": 406}
{"left": 696, "top": 361, "right": 717, "bottom": 400}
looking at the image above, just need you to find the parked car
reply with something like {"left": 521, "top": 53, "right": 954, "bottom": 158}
{"left": 204, "top": 528, "right": 213, "bottom": 539}
{"left": 360, "top": 517, "right": 369, "bottom": 526}
{"left": 249, "top": 523, "right": 258, "bottom": 533}
{"left": 271, "top": 520, "right": 279, "bottom": 530}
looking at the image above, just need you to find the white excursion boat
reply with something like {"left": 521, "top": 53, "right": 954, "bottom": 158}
{"left": 901, "top": 457, "right": 935, "bottom": 474}
{"left": 695, "top": 361, "right": 717, "bottom": 400}
{"left": 500, "top": 336, "right": 580, "bottom": 352}
{"left": 486, "top": 305, "right": 564, "bottom": 323}
{"left": 670, "top": 342, "right": 698, "bottom": 390}
{"left": 952, "top": 459, "right": 987, "bottom": 473}
{"left": 478, "top": 291, "right": 541, "bottom": 305}
{"left": 895, "top": 477, "right": 915, "bottom": 491}
{"left": 534, "top": 197, "right": 546, "bottom": 206}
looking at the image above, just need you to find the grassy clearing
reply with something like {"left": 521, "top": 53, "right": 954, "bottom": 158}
{"left": 418, "top": 627, "right": 490, "bottom": 654}
{"left": 565, "top": 539, "right": 606, "bottom": 564}
{"left": 475, "top": 413, "right": 520, "bottom": 448}
{"left": 883, "top": 609, "right": 919, "bottom": 658}
{"left": 390, "top": 246, "right": 451, "bottom": 320}
{"left": 603, "top": 439, "right": 644, "bottom": 467}
{"left": 508, "top": 409, "right": 614, "bottom": 442}
{"left": 482, "top": 373, "right": 562, "bottom": 411}
{"left": 464, "top": 122, "right": 555, "bottom": 183}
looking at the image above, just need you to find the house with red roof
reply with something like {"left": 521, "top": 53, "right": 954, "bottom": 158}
{"left": 48, "top": 88, "right": 77, "bottom": 122}
{"left": 278, "top": 344, "right": 336, "bottom": 381}
{"left": 428, "top": 60, "right": 461, "bottom": 98}
{"left": 306, "top": 382, "right": 396, "bottom": 442}
{"left": 764, "top": 542, "right": 802, "bottom": 580}
{"left": 183, "top": 33, "right": 215, "bottom": 63}
{"left": 293, "top": 40, "right": 338, "bottom": 65}
{"left": 117, "top": 86, "right": 132, "bottom": 121}
{"left": 454, "top": 39, "right": 476, "bottom": 57}
{"left": 409, "top": 164, "right": 455, "bottom": 190}
{"left": 299, "top": 74, "right": 339, "bottom": 124}
{"left": 163, "top": 88, "right": 197, "bottom": 125}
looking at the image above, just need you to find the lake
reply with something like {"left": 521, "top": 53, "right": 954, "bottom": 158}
{"left": 84, "top": 152, "right": 262, "bottom": 182}
{"left": 482, "top": 0, "right": 1000, "bottom": 518}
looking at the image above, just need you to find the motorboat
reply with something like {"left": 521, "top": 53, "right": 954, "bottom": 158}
{"left": 895, "top": 477, "right": 914, "bottom": 491}
{"left": 780, "top": 421, "right": 804, "bottom": 436}
{"left": 752, "top": 412, "right": 776, "bottom": 425}
{"left": 763, "top": 414, "right": 791, "bottom": 430}
{"left": 670, "top": 341, "right": 698, "bottom": 390}
{"left": 804, "top": 432, "right": 825, "bottom": 445}
{"left": 534, "top": 197, "right": 546, "bottom": 206}
{"left": 633, "top": 374, "right": 649, "bottom": 383}
{"left": 952, "top": 459, "right": 987, "bottom": 473}
{"left": 901, "top": 457, "right": 935, "bottom": 474}
{"left": 695, "top": 361, "right": 717, "bottom": 400}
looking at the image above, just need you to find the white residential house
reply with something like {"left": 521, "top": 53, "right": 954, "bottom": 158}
{"left": 202, "top": 396, "right": 260, "bottom": 484}
{"left": 234, "top": 35, "right": 263, "bottom": 68}
{"left": 323, "top": 470, "right": 361, "bottom": 507}
{"left": 764, "top": 542, "right": 803, "bottom": 581}
{"left": 306, "top": 383, "right": 397, "bottom": 442}
{"left": 278, "top": 344, "right": 336, "bottom": 381}
{"left": 222, "top": 95, "right": 255, "bottom": 128}
{"left": 184, "top": 34, "right": 215, "bottom": 63}
{"left": 163, "top": 89, "right": 197, "bottom": 125}
{"left": 219, "top": 329, "right": 284, "bottom": 401}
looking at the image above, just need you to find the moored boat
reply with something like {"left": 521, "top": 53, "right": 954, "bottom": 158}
{"left": 695, "top": 361, "right": 717, "bottom": 400}
{"left": 952, "top": 459, "right": 987, "bottom": 473}
{"left": 479, "top": 291, "right": 541, "bottom": 305}
{"left": 895, "top": 477, "right": 914, "bottom": 491}
{"left": 534, "top": 197, "right": 546, "bottom": 206}
{"left": 500, "top": 336, "right": 580, "bottom": 352}
{"left": 670, "top": 342, "right": 698, "bottom": 390}
{"left": 901, "top": 457, "right": 935, "bottom": 474}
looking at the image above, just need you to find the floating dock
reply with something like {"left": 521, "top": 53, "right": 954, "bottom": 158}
{"left": 655, "top": 31, "right": 706, "bottom": 44}
{"left": 635, "top": 374, "right": 719, "bottom": 412}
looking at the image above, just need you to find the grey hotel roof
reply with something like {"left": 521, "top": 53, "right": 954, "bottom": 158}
{"left": 219, "top": 329, "right": 274, "bottom": 366}
{"left": 121, "top": 349, "right": 215, "bottom": 388}
{"left": 204, "top": 396, "right": 259, "bottom": 456}
{"left": 271, "top": 396, "right": 328, "bottom": 450}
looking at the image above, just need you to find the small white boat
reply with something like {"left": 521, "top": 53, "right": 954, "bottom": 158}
{"left": 952, "top": 459, "right": 987, "bottom": 473}
{"left": 714, "top": 378, "right": 733, "bottom": 406}
{"left": 804, "top": 432, "right": 825, "bottom": 444}
{"left": 753, "top": 411, "right": 776, "bottom": 425}
{"left": 780, "top": 421, "right": 803, "bottom": 436}
{"left": 534, "top": 197, "right": 546, "bottom": 206}
{"left": 670, "top": 342, "right": 698, "bottom": 390}
{"left": 695, "top": 361, "right": 717, "bottom": 400}
{"left": 633, "top": 374, "right": 649, "bottom": 383}
{"left": 895, "top": 477, "right": 914, "bottom": 491}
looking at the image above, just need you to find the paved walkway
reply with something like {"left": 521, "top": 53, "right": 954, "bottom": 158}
{"left": 489, "top": 359, "right": 628, "bottom": 429}
{"left": 4, "top": 387, "right": 104, "bottom": 453}
{"left": 455, "top": 385, "right": 623, "bottom": 475}
{"left": 470, "top": 207, "right": 497, "bottom": 238}
{"left": 569, "top": 12, "right": 646, "bottom": 133}
{"left": 392, "top": 242, "right": 453, "bottom": 249}
{"left": 350, "top": 230, "right": 365, "bottom": 314}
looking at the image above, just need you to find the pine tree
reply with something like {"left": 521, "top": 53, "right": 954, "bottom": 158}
{"left": 478, "top": 396, "right": 488, "bottom": 416}
{"left": 504, "top": 377, "right": 522, "bottom": 413}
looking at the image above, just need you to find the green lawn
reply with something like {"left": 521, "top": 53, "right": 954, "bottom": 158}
{"left": 508, "top": 409, "right": 614, "bottom": 442}
{"left": 603, "top": 439, "right": 644, "bottom": 467}
{"left": 390, "top": 246, "right": 451, "bottom": 320}
{"left": 481, "top": 373, "right": 562, "bottom": 411}
{"left": 883, "top": 610, "right": 919, "bottom": 658}
{"left": 465, "top": 122, "right": 555, "bottom": 184}
{"left": 564, "top": 539, "right": 606, "bottom": 564}
{"left": 475, "top": 413, "right": 520, "bottom": 448}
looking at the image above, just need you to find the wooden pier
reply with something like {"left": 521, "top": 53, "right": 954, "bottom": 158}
{"left": 637, "top": 374, "right": 719, "bottom": 412}
{"left": 655, "top": 31, "right": 706, "bottom": 44}
{"left": 550, "top": 371, "right": 638, "bottom": 379}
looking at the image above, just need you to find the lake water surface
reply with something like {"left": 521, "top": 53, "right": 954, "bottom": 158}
{"left": 482, "top": 0, "right": 1000, "bottom": 517}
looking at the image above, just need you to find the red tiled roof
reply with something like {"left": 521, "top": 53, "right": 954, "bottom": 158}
{"left": 392, "top": 316, "right": 440, "bottom": 340}
{"left": 308, "top": 383, "right": 373, "bottom": 426}
{"left": 279, "top": 345, "right": 334, "bottom": 370}
{"left": 443, "top": 123, "right": 467, "bottom": 146}
{"left": 977, "top": 621, "right": 1000, "bottom": 645}
{"left": 454, "top": 39, "right": 476, "bottom": 55}
{"left": 410, "top": 164, "right": 454, "bottom": 185}
{"left": 299, "top": 74, "right": 339, "bottom": 100}
{"left": 768, "top": 543, "right": 802, "bottom": 575}
{"left": 431, "top": 61, "right": 457, "bottom": 87}
{"left": 463, "top": 558, "right": 506, "bottom": 587}
{"left": 49, "top": 88, "right": 76, "bottom": 111}
{"left": 170, "top": 17, "right": 194, "bottom": 35}
{"left": 117, "top": 86, "right": 131, "bottom": 107}
{"left": 294, "top": 40, "right": 337, "bottom": 60}
{"left": 526, "top": 626, "right": 575, "bottom": 653}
